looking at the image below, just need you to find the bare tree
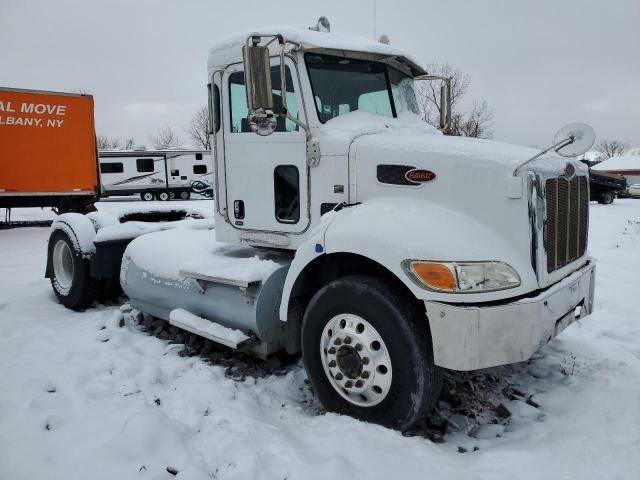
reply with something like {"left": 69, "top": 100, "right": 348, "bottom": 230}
{"left": 187, "top": 106, "right": 211, "bottom": 150}
{"left": 96, "top": 135, "right": 121, "bottom": 149}
{"left": 596, "top": 139, "right": 628, "bottom": 159}
{"left": 122, "top": 137, "right": 135, "bottom": 149}
{"left": 150, "top": 126, "right": 182, "bottom": 149}
{"left": 450, "top": 100, "right": 494, "bottom": 139}
{"left": 415, "top": 62, "right": 493, "bottom": 139}
{"left": 415, "top": 63, "right": 470, "bottom": 125}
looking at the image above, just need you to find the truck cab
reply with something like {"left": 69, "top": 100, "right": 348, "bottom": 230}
{"left": 47, "top": 22, "right": 596, "bottom": 430}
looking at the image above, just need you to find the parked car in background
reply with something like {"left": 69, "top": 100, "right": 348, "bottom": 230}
{"left": 627, "top": 184, "right": 640, "bottom": 198}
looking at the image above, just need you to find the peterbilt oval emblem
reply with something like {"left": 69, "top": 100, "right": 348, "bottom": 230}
{"left": 405, "top": 169, "right": 436, "bottom": 183}
{"left": 564, "top": 162, "right": 576, "bottom": 179}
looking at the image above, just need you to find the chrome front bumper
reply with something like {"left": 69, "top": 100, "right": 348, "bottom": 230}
{"left": 425, "top": 261, "right": 596, "bottom": 371}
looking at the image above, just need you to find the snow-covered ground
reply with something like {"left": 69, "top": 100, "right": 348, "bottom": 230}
{"left": 1, "top": 199, "right": 640, "bottom": 479}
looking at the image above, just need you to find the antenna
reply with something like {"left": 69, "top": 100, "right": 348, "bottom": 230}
{"left": 373, "top": 0, "right": 377, "bottom": 39}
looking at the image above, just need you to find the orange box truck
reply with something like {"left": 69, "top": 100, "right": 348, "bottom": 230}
{"left": 0, "top": 87, "right": 99, "bottom": 213}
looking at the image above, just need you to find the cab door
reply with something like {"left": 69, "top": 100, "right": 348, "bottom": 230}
{"left": 222, "top": 58, "right": 309, "bottom": 233}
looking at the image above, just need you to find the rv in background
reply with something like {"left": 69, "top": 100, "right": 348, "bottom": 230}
{"left": 99, "top": 150, "right": 213, "bottom": 201}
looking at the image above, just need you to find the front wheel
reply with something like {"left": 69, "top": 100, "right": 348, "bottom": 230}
{"left": 180, "top": 191, "right": 191, "bottom": 200}
{"left": 301, "top": 275, "right": 442, "bottom": 430}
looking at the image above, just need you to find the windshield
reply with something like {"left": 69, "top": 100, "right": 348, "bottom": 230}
{"left": 305, "top": 53, "right": 419, "bottom": 123}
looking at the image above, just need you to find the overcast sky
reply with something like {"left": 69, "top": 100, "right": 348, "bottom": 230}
{"left": 1, "top": 0, "right": 638, "bottom": 149}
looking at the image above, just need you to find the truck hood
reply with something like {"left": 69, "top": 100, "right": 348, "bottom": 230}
{"left": 319, "top": 111, "right": 582, "bottom": 177}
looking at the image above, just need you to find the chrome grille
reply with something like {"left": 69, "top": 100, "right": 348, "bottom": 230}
{"left": 545, "top": 176, "right": 588, "bottom": 273}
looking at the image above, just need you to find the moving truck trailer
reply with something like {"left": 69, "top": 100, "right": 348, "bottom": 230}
{"left": 99, "top": 150, "right": 213, "bottom": 201}
{"left": 0, "top": 87, "right": 99, "bottom": 213}
{"left": 44, "top": 20, "right": 597, "bottom": 430}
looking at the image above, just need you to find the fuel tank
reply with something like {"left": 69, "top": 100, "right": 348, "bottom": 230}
{"left": 120, "top": 227, "right": 293, "bottom": 358}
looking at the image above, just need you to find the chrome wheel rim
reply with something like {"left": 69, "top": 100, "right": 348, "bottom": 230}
{"left": 52, "top": 239, "right": 74, "bottom": 293}
{"left": 143, "top": 192, "right": 153, "bottom": 201}
{"left": 320, "top": 313, "right": 392, "bottom": 407}
{"left": 159, "top": 192, "right": 169, "bottom": 201}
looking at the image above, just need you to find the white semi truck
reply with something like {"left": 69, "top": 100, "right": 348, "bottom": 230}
{"left": 45, "top": 21, "right": 596, "bottom": 430}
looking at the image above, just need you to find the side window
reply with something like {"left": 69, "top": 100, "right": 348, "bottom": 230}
{"left": 136, "top": 158, "right": 154, "bottom": 173}
{"left": 195, "top": 153, "right": 203, "bottom": 160}
{"left": 171, "top": 169, "right": 180, "bottom": 176}
{"left": 229, "top": 66, "right": 299, "bottom": 133}
{"left": 100, "top": 162, "right": 123, "bottom": 174}
{"left": 193, "top": 165, "right": 207, "bottom": 174}
{"left": 274, "top": 165, "right": 300, "bottom": 223}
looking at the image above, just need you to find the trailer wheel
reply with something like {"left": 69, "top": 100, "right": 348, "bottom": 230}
{"left": 301, "top": 275, "right": 442, "bottom": 430}
{"left": 599, "top": 191, "right": 614, "bottom": 205}
{"left": 156, "top": 191, "right": 170, "bottom": 201}
{"left": 169, "top": 191, "right": 176, "bottom": 200}
{"left": 180, "top": 191, "right": 191, "bottom": 200}
{"left": 49, "top": 230, "right": 99, "bottom": 310}
{"left": 141, "top": 191, "right": 154, "bottom": 202}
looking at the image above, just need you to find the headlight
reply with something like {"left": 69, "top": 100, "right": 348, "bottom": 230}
{"left": 402, "top": 260, "right": 521, "bottom": 293}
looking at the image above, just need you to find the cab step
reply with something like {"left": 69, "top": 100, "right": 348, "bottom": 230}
{"left": 168, "top": 308, "right": 256, "bottom": 349}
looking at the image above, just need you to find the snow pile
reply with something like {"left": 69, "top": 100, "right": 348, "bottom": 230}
{"left": 94, "top": 217, "right": 215, "bottom": 244}
{"left": 320, "top": 110, "right": 438, "bottom": 141}
{"left": 125, "top": 228, "right": 282, "bottom": 283}
{"left": 209, "top": 25, "right": 423, "bottom": 72}
{"left": 1, "top": 200, "right": 640, "bottom": 479}
{"left": 592, "top": 154, "right": 640, "bottom": 172}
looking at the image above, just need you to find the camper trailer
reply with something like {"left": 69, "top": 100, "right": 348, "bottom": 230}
{"left": 99, "top": 150, "right": 213, "bottom": 200}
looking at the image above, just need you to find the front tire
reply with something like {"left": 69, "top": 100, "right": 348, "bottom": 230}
{"left": 49, "top": 230, "right": 99, "bottom": 310}
{"left": 180, "top": 191, "right": 191, "bottom": 200}
{"left": 301, "top": 275, "right": 442, "bottom": 430}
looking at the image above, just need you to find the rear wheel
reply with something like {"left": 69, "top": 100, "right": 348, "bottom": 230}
{"left": 140, "top": 191, "right": 154, "bottom": 201}
{"left": 301, "top": 275, "right": 442, "bottom": 430}
{"left": 49, "top": 230, "right": 99, "bottom": 310}
{"left": 156, "top": 191, "right": 170, "bottom": 201}
{"left": 599, "top": 191, "right": 614, "bottom": 204}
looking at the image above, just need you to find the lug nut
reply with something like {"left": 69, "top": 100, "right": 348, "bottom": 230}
{"left": 334, "top": 338, "right": 342, "bottom": 346}
{"left": 355, "top": 380, "right": 363, "bottom": 388}
{"left": 355, "top": 343, "right": 363, "bottom": 351}
{"left": 335, "top": 372, "right": 343, "bottom": 380}
{"left": 362, "top": 357, "right": 370, "bottom": 365}
{"left": 345, "top": 380, "right": 353, "bottom": 388}
{"left": 361, "top": 371, "right": 370, "bottom": 379}
{"left": 328, "top": 347, "right": 336, "bottom": 354}
{"left": 344, "top": 336, "right": 352, "bottom": 345}
{"left": 328, "top": 360, "right": 336, "bottom": 368}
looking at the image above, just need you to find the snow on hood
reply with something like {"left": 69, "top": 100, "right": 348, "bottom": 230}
{"left": 321, "top": 111, "right": 584, "bottom": 174}
{"left": 320, "top": 111, "right": 439, "bottom": 141}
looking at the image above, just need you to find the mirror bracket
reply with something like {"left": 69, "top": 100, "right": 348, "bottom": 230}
{"left": 415, "top": 74, "right": 452, "bottom": 133}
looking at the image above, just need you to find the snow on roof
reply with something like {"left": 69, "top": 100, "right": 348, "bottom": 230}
{"left": 592, "top": 154, "right": 640, "bottom": 172}
{"left": 208, "top": 25, "right": 426, "bottom": 74}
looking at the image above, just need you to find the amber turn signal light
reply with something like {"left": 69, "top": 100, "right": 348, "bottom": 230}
{"left": 409, "top": 262, "right": 457, "bottom": 291}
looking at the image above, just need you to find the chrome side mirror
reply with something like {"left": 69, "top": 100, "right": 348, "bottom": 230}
{"left": 552, "top": 123, "right": 596, "bottom": 157}
{"left": 512, "top": 122, "right": 596, "bottom": 177}
{"left": 242, "top": 38, "right": 276, "bottom": 136}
